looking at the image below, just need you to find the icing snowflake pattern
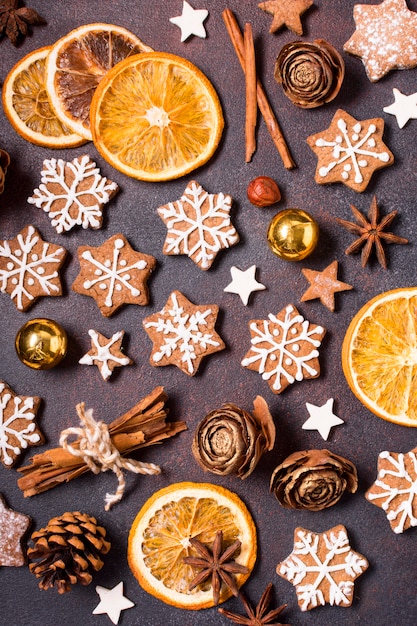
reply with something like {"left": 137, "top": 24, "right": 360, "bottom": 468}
{"left": 366, "top": 448, "right": 417, "bottom": 534}
{"left": 157, "top": 180, "right": 239, "bottom": 270}
{"left": 277, "top": 525, "right": 369, "bottom": 611}
{"left": 0, "top": 382, "right": 42, "bottom": 467}
{"left": 0, "top": 225, "right": 66, "bottom": 311}
{"left": 241, "top": 304, "right": 325, "bottom": 393}
{"left": 28, "top": 155, "right": 118, "bottom": 233}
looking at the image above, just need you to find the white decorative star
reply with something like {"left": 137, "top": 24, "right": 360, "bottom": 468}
{"left": 302, "top": 398, "right": 344, "bottom": 440}
{"left": 383, "top": 88, "right": 417, "bottom": 128}
{"left": 92, "top": 582, "right": 134, "bottom": 625}
{"left": 224, "top": 265, "right": 266, "bottom": 305}
{"left": 169, "top": 1, "right": 208, "bottom": 42}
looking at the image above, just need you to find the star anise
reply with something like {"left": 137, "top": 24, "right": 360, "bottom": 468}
{"left": 0, "top": 0, "right": 45, "bottom": 46}
{"left": 218, "top": 583, "right": 289, "bottom": 625}
{"left": 336, "top": 196, "right": 408, "bottom": 268}
{"left": 183, "top": 530, "right": 249, "bottom": 606}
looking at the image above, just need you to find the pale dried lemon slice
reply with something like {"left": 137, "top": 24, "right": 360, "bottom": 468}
{"left": 2, "top": 46, "right": 85, "bottom": 148}
{"left": 342, "top": 287, "right": 417, "bottom": 426}
{"left": 90, "top": 52, "right": 224, "bottom": 182}
{"left": 45, "top": 23, "right": 152, "bottom": 140}
{"left": 127, "top": 482, "right": 256, "bottom": 609}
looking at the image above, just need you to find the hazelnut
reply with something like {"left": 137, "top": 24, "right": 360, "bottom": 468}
{"left": 247, "top": 176, "right": 281, "bottom": 207}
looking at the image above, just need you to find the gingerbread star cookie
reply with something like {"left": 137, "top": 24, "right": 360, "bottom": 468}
{"left": 344, "top": 0, "right": 417, "bottom": 82}
{"left": 157, "top": 180, "right": 239, "bottom": 270}
{"left": 277, "top": 525, "right": 368, "bottom": 611}
{"left": 0, "top": 225, "right": 67, "bottom": 311}
{"left": 143, "top": 290, "right": 225, "bottom": 376}
{"left": 0, "top": 381, "right": 43, "bottom": 468}
{"left": 79, "top": 329, "right": 133, "bottom": 381}
{"left": 241, "top": 304, "right": 326, "bottom": 394}
{"left": 258, "top": 0, "right": 313, "bottom": 35}
{"left": 28, "top": 155, "right": 119, "bottom": 234}
{"left": 301, "top": 261, "right": 353, "bottom": 311}
{"left": 366, "top": 447, "right": 417, "bottom": 534}
{"left": 0, "top": 494, "right": 31, "bottom": 566}
{"left": 72, "top": 233, "right": 156, "bottom": 317}
{"left": 306, "top": 109, "right": 394, "bottom": 193}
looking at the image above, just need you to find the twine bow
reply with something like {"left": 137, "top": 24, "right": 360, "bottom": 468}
{"left": 60, "top": 403, "right": 161, "bottom": 510}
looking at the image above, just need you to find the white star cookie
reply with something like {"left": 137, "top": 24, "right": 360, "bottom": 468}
{"left": 224, "top": 265, "right": 266, "bottom": 305}
{"left": 383, "top": 88, "right": 417, "bottom": 128}
{"left": 302, "top": 398, "right": 344, "bottom": 440}
{"left": 93, "top": 581, "right": 134, "bottom": 625}
{"left": 169, "top": 1, "right": 208, "bottom": 42}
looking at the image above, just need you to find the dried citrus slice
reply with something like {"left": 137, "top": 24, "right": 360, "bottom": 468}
{"left": 128, "top": 482, "right": 256, "bottom": 609}
{"left": 90, "top": 52, "right": 224, "bottom": 182}
{"left": 342, "top": 287, "right": 417, "bottom": 426}
{"left": 46, "top": 23, "right": 152, "bottom": 140}
{"left": 2, "top": 46, "right": 85, "bottom": 148}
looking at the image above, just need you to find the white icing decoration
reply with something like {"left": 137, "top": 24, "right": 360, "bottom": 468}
{"left": 144, "top": 292, "right": 220, "bottom": 375}
{"left": 158, "top": 181, "right": 239, "bottom": 270}
{"left": 0, "top": 382, "right": 40, "bottom": 466}
{"left": 27, "top": 155, "right": 118, "bottom": 234}
{"left": 0, "top": 226, "right": 65, "bottom": 310}
{"left": 79, "top": 330, "right": 131, "bottom": 381}
{"left": 241, "top": 304, "right": 324, "bottom": 391}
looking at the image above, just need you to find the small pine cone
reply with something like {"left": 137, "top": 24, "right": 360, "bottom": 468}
{"left": 27, "top": 511, "right": 111, "bottom": 594}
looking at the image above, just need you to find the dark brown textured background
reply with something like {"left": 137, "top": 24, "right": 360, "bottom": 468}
{"left": 1, "top": 1, "right": 417, "bottom": 624}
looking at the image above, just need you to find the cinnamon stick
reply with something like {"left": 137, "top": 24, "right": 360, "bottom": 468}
{"left": 244, "top": 23, "right": 257, "bottom": 162}
{"left": 17, "top": 386, "right": 187, "bottom": 497}
{"left": 222, "top": 8, "right": 296, "bottom": 170}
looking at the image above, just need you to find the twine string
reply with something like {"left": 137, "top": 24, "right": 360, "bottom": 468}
{"left": 60, "top": 402, "right": 161, "bottom": 510}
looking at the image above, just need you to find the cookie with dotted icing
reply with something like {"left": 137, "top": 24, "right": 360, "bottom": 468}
{"left": 72, "top": 233, "right": 156, "bottom": 317}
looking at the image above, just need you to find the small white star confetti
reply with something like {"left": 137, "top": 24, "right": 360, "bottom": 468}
{"left": 224, "top": 265, "right": 266, "bottom": 305}
{"left": 169, "top": 1, "right": 208, "bottom": 42}
{"left": 93, "top": 581, "right": 134, "bottom": 625}
{"left": 302, "top": 398, "right": 344, "bottom": 440}
{"left": 383, "top": 88, "right": 417, "bottom": 128}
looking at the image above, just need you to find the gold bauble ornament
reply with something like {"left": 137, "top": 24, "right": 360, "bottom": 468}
{"left": 15, "top": 318, "right": 68, "bottom": 370}
{"left": 267, "top": 208, "right": 319, "bottom": 261}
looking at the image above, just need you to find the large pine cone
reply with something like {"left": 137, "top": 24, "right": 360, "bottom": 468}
{"left": 27, "top": 511, "right": 111, "bottom": 593}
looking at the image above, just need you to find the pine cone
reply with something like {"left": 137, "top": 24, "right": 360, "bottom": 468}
{"left": 27, "top": 511, "right": 111, "bottom": 594}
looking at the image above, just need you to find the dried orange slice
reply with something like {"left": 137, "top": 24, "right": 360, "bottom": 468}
{"left": 90, "top": 52, "right": 224, "bottom": 182}
{"left": 2, "top": 46, "right": 85, "bottom": 148}
{"left": 46, "top": 23, "right": 152, "bottom": 140}
{"left": 127, "top": 482, "right": 256, "bottom": 609}
{"left": 342, "top": 287, "right": 417, "bottom": 426}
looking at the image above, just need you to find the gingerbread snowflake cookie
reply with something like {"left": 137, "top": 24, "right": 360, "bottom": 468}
{"left": 366, "top": 447, "right": 417, "bottom": 534}
{"left": 241, "top": 304, "right": 325, "bottom": 394}
{"left": 157, "top": 180, "right": 239, "bottom": 270}
{"left": 0, "top": 381, "right": 43, "bottom": 468}
{"left": 79, "top": 329, "right": 133, "bottom": 381}
{"left": 0, "top": 494, "right": 31, "bottom": 566}
{"left": 28, "top": 155, "right": 119, "bottom": 234}
{"left": 277, "top": 525, "right": 369, "bottom": 611}
{"left": 307, "top": 109, "right": 394, "bottom": 193}
{"left": 344, "top": 0, "right": 417, "bottom": 82}
{"left": 72, "top": 233, "right": 156, "bottom": 317}
{"left": 143, "top": 290, "right": 225, "bottom": 376}
{"left": 0, "top": 225, "right": 67, "bottom": 311}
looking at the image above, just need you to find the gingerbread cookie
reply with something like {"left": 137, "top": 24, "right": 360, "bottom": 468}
{"left": 301, "top": 260, "right": 353, "bottom": 312}
{"left": 0, "top": 225, "right": 67, "bottom": 311}
{"left": 366, "top": 447, "right": 417, "bottom": 534}
{"left": 72, "top": 233, "right": 156, "bottom": 317}
{"left": 277, "top": 524, "right": 369, "bottom": 611}
{"left": 143, "top": 290, "right": 225, "bottom": 376}
{"left": 344, "top": 0, "right": 417, "bottom": 82}
{"left": 0, "top": 494, "right": 31, "bottom": 566}
{"left": 306, "top": 109, "right": 394, "bottom": 193}
{"left": 0, "top": 381, "right": 43, "bottom": 467}
{"left": 157, "top": 180, "right": 239, "bottom": 270}
{"left": 258, "top": 0, "right": 313, "bottom": 35}
{"left": 241, "top": 304, "right": 325, "bottom": 394}
{"left": 79, "top": 329, "right": 133, "bottom": 381}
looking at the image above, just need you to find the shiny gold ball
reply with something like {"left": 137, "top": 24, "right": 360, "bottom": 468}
{"left": 15, "top": 318, "right": 68, "bottom": 370}
{"left": 267, "top": 208, "right": 319, "bottom": 261}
